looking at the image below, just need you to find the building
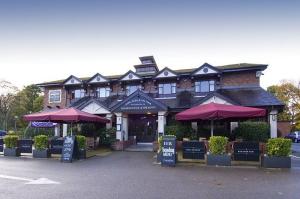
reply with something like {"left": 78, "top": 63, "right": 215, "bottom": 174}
{"left": 37, "top": 56, "right": 284, "bottom": 143}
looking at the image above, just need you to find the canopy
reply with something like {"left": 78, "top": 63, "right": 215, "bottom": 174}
{"left": 176, "top": 102, "right": 266, "bottom": 121}
{"left": 24, "top": 108, "right": 110, "bottom": 124}
{"left": 175, "top": 102, "right": 266, "bottom": 137}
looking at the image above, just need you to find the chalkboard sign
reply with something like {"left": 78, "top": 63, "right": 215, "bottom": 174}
{"left": 18, "top": 139, "right": 33, "bottom": 153}
{"left": 50, "top": 139, "right": 64, "bottom": 154}
{"left": 0, "top": 139, "right": 3, "bottom": 152}
{"left": 161, "top": 136, "right": 176, "bottom": 167}
{"left": 182, "top": 141, "right": 206, "bottom": 159}
{"left": 233, "top": 142, "right": 260, "bottom": 161}
{"left": 61, "top": 136, "right": 78, "bottom": 163}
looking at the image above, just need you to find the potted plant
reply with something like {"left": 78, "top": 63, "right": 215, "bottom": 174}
{"left": 156, "top": 136, "right": 163, "bottom": 163}
{"left": 4, "top": 134, "right": 20, "bottom": 157}
{"left": 76, "top": 135, "right": 87, "bottom": 159}
{"left": 261, "top": 138, "right": 292, "bottom": 168}
{"left": 33, "top": 135, "right": 50, "bottom": 158}
{"left": 207, "top": 136, "right": 231, "bottom": 166}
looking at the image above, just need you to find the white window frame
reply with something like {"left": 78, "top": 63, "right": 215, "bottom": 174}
{"left": 48, "top": 89, "right": 61, "bottom": 103}
{"left": 96, "top": 87, "right": 110, "bottom": 98}
{"left": 195, "top": 80, "right": 215, "bottom": 93}
{"left": 158, "top": 83, "right": 176, "bottom": 95}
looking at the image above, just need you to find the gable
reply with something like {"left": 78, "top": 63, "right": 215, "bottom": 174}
{"left": 201, "top": 96, "right": 233, "bottom": 105}
{"left": 120, "top": 71, "right": 141, "bottom": 81}
{"left": 64, "top": 76, "right": 82, "bottom": 85}
{"left": 88, "top": 74, "right": 108, "bottom": 84}
{"left": 81, "top": 102, "right": 111, "bottom": 114}
{"left": 193, "top": 63, "right": 219, "bottom": 76}
{"left": 155, "top": 68, "right": 177, "bottom": 78}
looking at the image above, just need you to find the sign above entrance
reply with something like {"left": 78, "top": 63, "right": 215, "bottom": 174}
{"left": 111, "top": 90, "right": 168, "bottom": 113}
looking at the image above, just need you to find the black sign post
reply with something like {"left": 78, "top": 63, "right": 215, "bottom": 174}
{"left": 61, "top": 136, "right": 78, "bottom": 163}
{"left": 161, "top": 136, "right": 176, "bottom": 167}
{"left": 18, "top": 139, "right": 33, "bottom": 153}
{"left": 0, "top": 139, "right": 3, "bottom": 152}
{"left": 182, "top": 141, "right": 206, "bottom": 159}
{"left": 233, "top": 142, "right": 260, "bottom": 161}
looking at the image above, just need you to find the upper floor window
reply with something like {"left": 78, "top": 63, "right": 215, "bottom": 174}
{"left": 195, "top": 80, "right": 215, "bottom": 92}
{"left": 126, "top": 85, "right": 141, "bottom": 96}
{"left": 49, "top": 90, "right": 61, "bottom": 103}
{"left": 158, "top": 83, "right": 176, "bottom": 95}
{"left": 71, "top": 89, "right": 85, "bottom": 100}
{"left": 96, "top": 87, "right": 110, "bottom": 98}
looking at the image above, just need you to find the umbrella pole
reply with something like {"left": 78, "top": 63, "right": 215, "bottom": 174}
{"left": 71, "top": 123, "right": 73, "bottom": 136}
{"left": 210, "top": 120, "right": 214, "bottom": 137}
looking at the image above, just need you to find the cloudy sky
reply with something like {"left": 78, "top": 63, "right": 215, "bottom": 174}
{"left": 0, "top": 0, "right": 299, "bottom": 89}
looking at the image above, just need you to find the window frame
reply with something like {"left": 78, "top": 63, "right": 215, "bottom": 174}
{"left": 71, "top": 89, "right": 85, "bottom": 100}
{"left": 96, "top": 87, "right": 110, "bottom": 98}
{"left": 195, "top": 80, "right": 215, "bottom": 93}
{"left": 126, "top": 85, "right": 141, "bottom": 96}
{"left": 158, "top": 83, "right": 177, "bottom": 95}
{"left": 48, "top": 89, "right": 62, "bottom": 103}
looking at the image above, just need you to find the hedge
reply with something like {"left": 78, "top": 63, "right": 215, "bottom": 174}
{"left": 234, "top": 122, "right": 269, "bottom": 142}
{"left": 267, "top": 138, "right": 292, "bottom": 157}
{"left": 209, "top": 136, "right": 228, "bottom": 155}
{"left": 34, "top": 135, "right": 48, "bottom": 150}
{"left": 4, "top": 135, "right": 19, "bottom": 148}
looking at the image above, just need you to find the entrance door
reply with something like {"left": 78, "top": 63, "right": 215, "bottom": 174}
{"left": 128, "top": 114, "right": 157, "bottom": 142}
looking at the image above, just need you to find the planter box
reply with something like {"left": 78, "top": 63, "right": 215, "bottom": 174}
{"left": 33, "top": 149, "right": 51, "bottom": 158}
{"left": 78, "top": 149, "right": 86, "bottom": 159}
{"left": 4, "top": 148, "right": 21, "bottom": 157}
{"left": 261, "top": 156, "right": 291, "bottom": 168}
{"left": 207, "top": 154, "right": 231, "bottom": 166}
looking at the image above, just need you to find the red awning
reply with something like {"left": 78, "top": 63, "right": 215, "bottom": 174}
{"left": 176, "top": 102, "right": 266, "bottom": 121}
{"left": 23, "top": 108, "right": 110, "bottom": 123}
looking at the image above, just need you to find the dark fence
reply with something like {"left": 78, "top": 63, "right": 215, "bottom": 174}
{"left": 182, "top": 141, "right": 206, "bottom": 160}
{"left": 18, "top": 139, "right": 33, "bottom": 153}
{"left": 233, "top": 142, "right": 260, "bottom": 161}
{"left": 50, "top": 139, "right": 64, "bottom": 154}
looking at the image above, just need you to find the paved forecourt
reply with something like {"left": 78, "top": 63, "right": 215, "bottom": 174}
{"left": 0, "top": 152, "right": 299, "bottom": 199}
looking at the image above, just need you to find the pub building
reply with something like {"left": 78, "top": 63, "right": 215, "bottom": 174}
{"left": 37, "top": 56, "right": 283, "bottom": 146}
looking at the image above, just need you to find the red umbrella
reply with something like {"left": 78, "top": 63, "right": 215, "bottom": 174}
{"left": 176, "top": 102, "right": 266, "bottom": 136}
{"left": 24, "top": 108, "right": 110, "bottom": 135}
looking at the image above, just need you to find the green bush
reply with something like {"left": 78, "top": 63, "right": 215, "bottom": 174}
{"left": 4, "top": 135, "right": 19, "bottom": 148}
{"left": 99, "top": 127, "right": 117, "bottom": 146}
{"left": 34, "top": 135, "right": 49, "bottom": 150}
{"left": 209, "top": 136, "right": 228, "bottom": 155}
{"left": 234, "top": 122, "right": 269, "bottom": 142}
{"left": 267, "top": 138, "right": 291, "bottom": 157}
{"left": 165, "top": 124, "right": 193, "bottom": 141}
{"left": 158, "top": 136, "right": 163, "bottom": 152}
{"left": 76, "top": 135, "right": 86, "bottom": 150}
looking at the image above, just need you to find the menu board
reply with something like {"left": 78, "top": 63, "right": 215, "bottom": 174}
{"left": 61, "top": 136, "right": 78, "bottom": 163}
{"left": 161, "top": 136, "right": 176, "bottom": 167}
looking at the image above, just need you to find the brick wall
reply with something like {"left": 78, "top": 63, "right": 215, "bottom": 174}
{"left": 143, "top": 80, "right": 156, "bottom": 93}
{"left": 221, "top": 71, "right": 259, "bottom": 87}
{"left": 277, "top": 121, "right": 292, "bottom": 137}
{"left": 178, "top": 78, "right": 193, "bottom": 90}
{"left": 43, "top": 86, "right": 67, "bottom": 109}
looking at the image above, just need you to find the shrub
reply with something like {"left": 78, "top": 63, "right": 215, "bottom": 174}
{"left": 4, "top": 135, "right": 19, "bottom": 148}
{"left": 158, "top": 136, "right": 163, "bottom": 152}
{"left": 76, "top": 135, "right": 86, "bottom": 150}
{"left": 234, "top": 122, "right": 269, "bottom": 142}
{"left": 34, "top": 135, "right": 49, "bottom": 150}
{"left": 165, "top": 124, "right": 193, "bottom": 141}
{"left": 267, "top": 138, "right": 291, "bottom": 157}
{"left": 209, "top": 136, "right": 228, "bottom": 155}
{"left": 99, "top": 127, "right": 117, "bottom": 146}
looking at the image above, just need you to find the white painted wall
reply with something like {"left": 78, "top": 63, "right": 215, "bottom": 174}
{"left": 62, "top": 124, "right": 68, "bottom": 137}
{"left": 194, "top": 67, "right": 217, "bottom": 75}
{"left": 201, "top": 96, "right": 232, "bottom": 105}
{"left": 156, "top": 69, "right": 176, "bottom": 78}
{"left": 115, "top": 112, "right": 123, "bottom": 141}
{"left": 81, "top": 102, "right": 111, "bottom": 114}
{"left": 158, "top": 111, "right": 167, "bottom": 136}
{"left": 64, "top": 77, "right": 81, "bottom": 85}
{"left": 269, "top": 109, "right": 278, "bottom": 138}
{"left": 89, "top": 75, "right": 108, "bottom": 83}
{"left": 121, "top": 72, "right": 141, "bottom": 81}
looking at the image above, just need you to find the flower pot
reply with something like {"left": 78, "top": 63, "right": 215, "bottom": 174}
{"left": 78, "top": 149, "right": 86, "bottom": 159}
{"left": 4, "top": 148, "right": 21, "bottom": 157}
{"left": 206, "top": 154, "right": 231, "bottom": 166}
{"left": 261, "top": 156, "right": 291, "bottom": 168}
{"left": 33, "top": 149, "right": 51, "bottom": 158}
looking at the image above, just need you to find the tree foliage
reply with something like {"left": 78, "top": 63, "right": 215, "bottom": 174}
{"left": 267, "top": 81, "right": 300, "bottom": 130}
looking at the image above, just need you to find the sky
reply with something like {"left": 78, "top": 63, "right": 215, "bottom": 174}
{"left": 0, "top": 0, "right": 299, "bottom": 89}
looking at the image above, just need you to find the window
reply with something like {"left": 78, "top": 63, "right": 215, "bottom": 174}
{"left": 71, "top": 89, "right": 85, "bottom": 99}
{"left": 49, "top": 90, "right": 61, "bottom": 103}
{"left": 96, "top": 87, "right": 110, "bottom": 98}
{"left": 126, "top": 85, "right": 141, "bottom": 96}
{"left": 195, "top": 80, "right": 215, "bottom": 92}
{"left": 158, "top": 83, "right": 176, "bottom": 95}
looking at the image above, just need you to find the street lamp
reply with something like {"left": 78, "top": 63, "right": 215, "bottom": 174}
{"left": 14, "top": 116, "right": 18, "bottom": 131}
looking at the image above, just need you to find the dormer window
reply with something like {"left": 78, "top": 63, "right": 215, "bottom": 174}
{"left": 141, "top": 59, "right": 153, "bottom": 64}
{"left": 126, "top": 85, "right": 141, "bottom": 96}
{"left": 158, "top": 83, "right": 176, "bottom": 95}
{"left": 195, "top": 80, "right": 215, "bottom": 92}
{"left": 96, "top": 87, "right": 110, "bottom": 98}
{"left": 71, "top": 89, "right": 85, "bottom": 100}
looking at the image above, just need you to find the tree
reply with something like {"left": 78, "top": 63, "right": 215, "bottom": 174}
{"left": 0, "top": 80, "right": 18, "bottom": 130}
{"left": 267, "top": 80, "right": 300, "bottom": 130}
